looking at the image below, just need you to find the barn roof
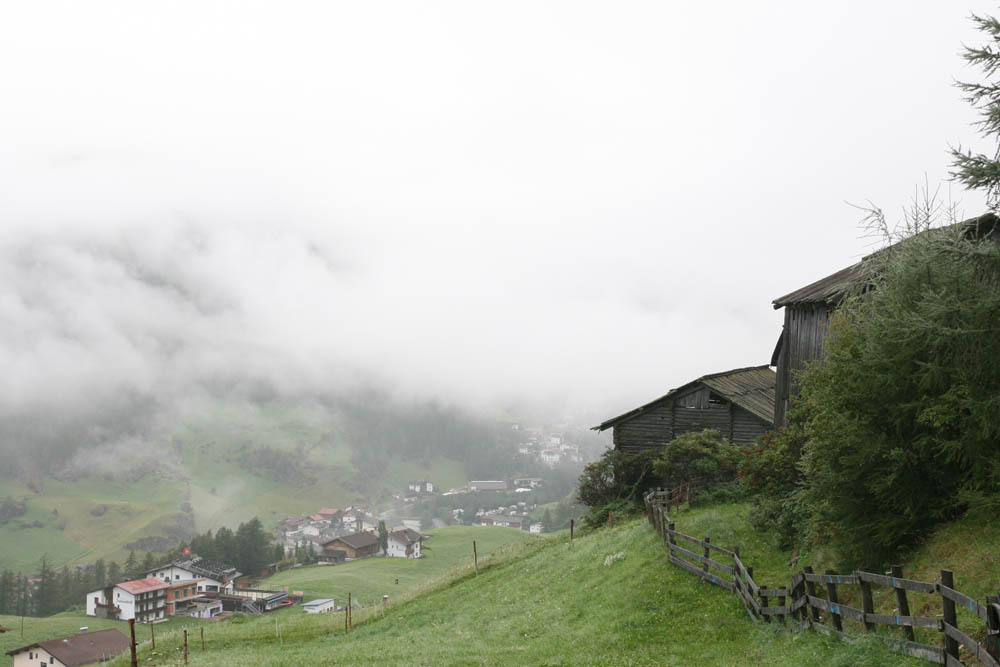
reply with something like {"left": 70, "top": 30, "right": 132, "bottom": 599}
{"left": 592, "top": 365, "right": 776, "bottom": 431}
{"left": 323, "top": 531, "right": 379, "bottom": 550}
{"left": 772, "top": 213, "right": 1000, "bottom": 309}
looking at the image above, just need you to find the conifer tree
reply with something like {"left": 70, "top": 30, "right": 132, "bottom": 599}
{"left": 952, "top": 12, "right": 1000, "bottom": 207}
{"left": 123, "top": 551, "right": 138, "bottom": 581}
{"left": 107, "top": 561, "right": 121, "bottom": 586}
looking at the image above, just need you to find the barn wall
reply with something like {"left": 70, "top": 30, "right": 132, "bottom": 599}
{"left": 614, "top": 386, "right": 772, "bottom": 454}
{"left": 774, "top": 304, "right": 831, "bottom": 426}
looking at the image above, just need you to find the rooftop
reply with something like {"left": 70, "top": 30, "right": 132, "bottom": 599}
{"left": 7, "top": 628, "right": 130, "bottom": 665}
{"left": 593, "top": 365, "right": 777, "bottom": 430}
{"left": 323, "top": 531, "right": 379, "bottom": 550}
{"left": 117, "top": 577, "right": 169, "bottom": 595}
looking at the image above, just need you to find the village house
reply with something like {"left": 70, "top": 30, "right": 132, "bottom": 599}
{"left": 6, "top": 628, "right": 130, "bottom": 666}
{"left": 593, "top": 365, "right": 776, "bottom": 453}
{"left": 163, "top": 579, "right": 203, "bottom": 616}
{"left": 321, "top": 531, "right": 380, "bottom": 560}
{"left": 386, "top": 528, "right": 426, "bottom": 558}
{"left": 540, "top": 449, "right": 561, "bottom": 466}
{"left": 514, "top": 477, "right": 544, "bottom": 489}
{"left": 86, "top": 577, "right": 168, "bottom": 623}
{"left": 318, "top": 547, "right": 346, "bottom": 564}
{"left": 143, "top": 555, "right": 241, "bottom": 594}
{"left": 317, "top": 507, "right": 341, "bottom": 522}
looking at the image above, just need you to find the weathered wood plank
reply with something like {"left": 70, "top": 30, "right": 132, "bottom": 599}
{"left": 806, "top": 596, "right": 866, "bottom": 623}
{"left": 668, "top": 555, "right": 735, "bottom": 591}
{"left": 667, "top": 542, "right": 735, "bottom": 575}
{"left": 857, "top": 571, "right": 938, "bottom": 594}
{"left": 867, "top": 613, "right": 942, "bottom": 629}
{"left": 667, "top": 529, "right": 735, "bottom": 557}
{"left": 943, "top": 622, "right": 1000, "bottom": 667}
{"left": 939, "top": 585, "right": 989, "bottom": 622}
{"left": 803, "top": 572, "right": 859, "bottom": 586}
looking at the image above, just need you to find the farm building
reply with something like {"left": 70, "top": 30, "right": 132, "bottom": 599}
{"left": 770, "top": 212, "right": 1000, "bottom": 426}
{"left": 387, "top": 528, "right": 426, "bottom": 558}
{"left": 592, "top": 365, "right": 775, "bottom": 453}
{"left": 321, "top": 531, "right": 380, "bottom": 559}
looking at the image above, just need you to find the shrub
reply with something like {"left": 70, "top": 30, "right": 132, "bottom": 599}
{"left": 653, "top": 429, "right": 739, "bottom": 491}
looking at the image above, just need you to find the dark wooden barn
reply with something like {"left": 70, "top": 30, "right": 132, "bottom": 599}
{"left": 592, "top": 365, "right": 776, "bottom": 453}
{"left": 770, "top": 212, "right": 1000, "bottom": 426}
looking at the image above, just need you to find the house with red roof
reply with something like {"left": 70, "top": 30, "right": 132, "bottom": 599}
{"left": 85, "top": 577, "right": 168, "bottom": 623}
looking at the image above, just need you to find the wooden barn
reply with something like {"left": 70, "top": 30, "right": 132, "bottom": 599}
{"left": 770, "top": 212, "right": 1000, "bottom": 426}
{"left": 592, "top": 366, "right": 776, "bottom": 453}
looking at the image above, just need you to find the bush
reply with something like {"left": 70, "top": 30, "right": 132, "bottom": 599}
{"left": 653, "top": 429, "right": 739, "bottom": 490}
{"left": 576, "top": 447, "right": 658, "bottom": 510}
{"left": 738, "top": 423, "right": 808, "bottom": 549}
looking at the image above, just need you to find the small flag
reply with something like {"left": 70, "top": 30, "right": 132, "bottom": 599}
{"left": 183, "top": 546, "right": 191, "bottom": 555}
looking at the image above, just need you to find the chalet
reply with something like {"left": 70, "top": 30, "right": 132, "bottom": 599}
{"left": 6, "top": 628, "right": 130, "bottom": 666}
{"left": 469, "top": 480, "right": 508, "bottom": 492}
{"left": 386, "top": 529, "right": 425, "bottom": 558}
{"left": 770, "top": 212, "right": 1000, "bottom": 426}
{"left": 144, "top": 556, "right": 241, "bottom": 594}
{"left": 86, "top": 578, "right": 168, "bottom": 623}
{"left": 513, "top": 477, "right": 544, "bottom": 489}
{"left": 593, "top": 365, "right": 776, "bottom": 453}
{"left": 321, "top": 531, "right": 380, "bottom": 559}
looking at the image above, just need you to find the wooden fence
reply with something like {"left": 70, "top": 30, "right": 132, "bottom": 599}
{"left": 644, "top": 488, "right": 1000, "bottom": 666}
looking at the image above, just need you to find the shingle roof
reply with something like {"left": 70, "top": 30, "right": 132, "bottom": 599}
{"left": 772, "top": 213, "right": 1000, "bottom": 308}
{"left": 592, "top": 365, "right": 776, "bottom": 431}
{"left": 323, "top": 531, "right": 379, "bottom": 550}
{"left": 118, "top": 577, "right": 169, "bottom": 594}
{"left": 7, "top": 629, "right": 130, "bottom": 664}
{"left": 389, "top": 528, "right": 425, "bottom": 545}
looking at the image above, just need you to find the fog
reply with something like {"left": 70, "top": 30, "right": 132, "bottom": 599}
{"left": 0, "top": 1, "right": 995, "bottom": 447}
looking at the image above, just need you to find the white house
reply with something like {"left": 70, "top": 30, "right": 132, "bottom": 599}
{"left": 144, "top": 556, "right": 240, "bottom": 594}
{"left": 386, "top": 529, "right": 425, "bottom": 558}
{"left": 86, "top": 578, "right": 169, "bottom": 623}
{"left": 530, "top": 523, "right": 543, "bottom": 534}
{"left": 302, "top": 598, "right": 336, "bottom": 614}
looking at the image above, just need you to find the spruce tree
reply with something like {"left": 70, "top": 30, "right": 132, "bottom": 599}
{"left": 94, "top": 559, "right": 107, "bottom": 588}
{"left": 123, "top": 551, "right": 138, "bottom": 581}
{"left": 107, "top": 561, "right": 121, "bottom": 586}
{"left": 952, "top": 12, "right": 1000, "bottom": 207}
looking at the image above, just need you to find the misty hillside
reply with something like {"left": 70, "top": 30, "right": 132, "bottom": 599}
{"left": 0, "top": 395, "right": 594, "bottom": 571}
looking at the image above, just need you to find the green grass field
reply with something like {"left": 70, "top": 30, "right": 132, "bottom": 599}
{"left": 261, "top": 525, "right": 534, "bottom": 604}
{"left": 101, "top": 506, "right": 925, "bottom": 666}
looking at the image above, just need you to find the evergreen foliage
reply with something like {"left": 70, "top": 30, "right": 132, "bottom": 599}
{"left": 952, "top": 13, "right": 1000, "bottom": 208}
{"left": 795, "top": 204, "right": 1000, "bottom": 567}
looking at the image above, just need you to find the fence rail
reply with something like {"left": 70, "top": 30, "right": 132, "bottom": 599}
{"left": 644, "top": 488, "right": 1000, "bottom": 666}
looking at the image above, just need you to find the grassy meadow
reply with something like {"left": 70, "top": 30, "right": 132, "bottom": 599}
{"left": 102, "top": 506, "right": 927, "bottom": 666}
{"left": 262, "top": 525, "right": 533, "bottom": 603}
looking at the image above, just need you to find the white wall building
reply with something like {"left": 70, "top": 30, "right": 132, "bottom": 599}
{"left": 303, "top": 598, "right": 336, "bottom": 613}
{"left": 386, "top": 529, "right": 425, "bottom": 558}
{"left": 86, "top": 578, "right": 168, "bottom": 623}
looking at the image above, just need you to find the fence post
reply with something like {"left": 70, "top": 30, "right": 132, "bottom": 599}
{"left": 760, "top": 583, "right": 770, "bottom": 623}
{"left": 348, "top": 592, "right": 352, "bottom": 630}
{"left": 859, "top": 571, "right": 874, "bottom": 632}
{"left": 941, "top": 570, "right": 959, "bottom": 661}
{"left": 986, "top": 595, "right": 1000, "bottom": 662}
{"left": 667, "top": 523, "right": 676, "bottom": 547}
{"left": 891, "top": 565, "right": 916, "bottom": 642}
{"left": 824, "top": 570, "right": 842, "bottom": 632}
{"left": 777, "top": 586, "right": 786, "bottom": 625}
{"left": 473, "top": 541, "right": 478, "bottom": 575}
{"left": 702, "top": 537, "right": 711, "bottom": 576}
{"left": 793, "top": 571, "right": 807, "bottom": 623}
{"left": 183, "top": 629, "right": 188, "bottom": 664}
{"left": 803, "top": 566, "right": 820, "bottom": 623}
{"left": 128, "top": 619, "right": 137, "bottom": 667}
{"left": 201, "top": 627, "right": 205, "bottom": 651}
{"left": 150, "top": 620, "right": 155, "bottom": 651}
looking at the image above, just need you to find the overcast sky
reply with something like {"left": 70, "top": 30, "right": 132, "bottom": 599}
{"left": 0, "top": 1, "right": 996, "bottom": 425}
